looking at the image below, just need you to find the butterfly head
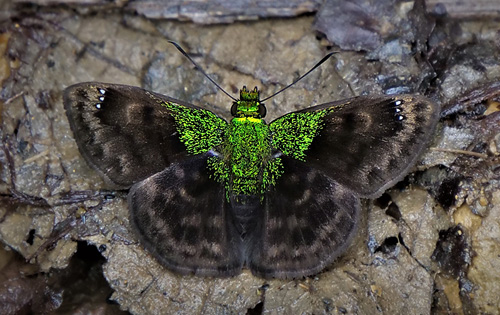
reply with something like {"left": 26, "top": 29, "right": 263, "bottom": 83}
{"left": 231, "top": 86, "right": 267, "bottom": 118}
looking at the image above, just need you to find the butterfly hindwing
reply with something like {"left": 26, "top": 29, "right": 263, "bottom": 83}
{"left": 128, "top": 153, "right": 243, "bottom": 277}
{"left": 247, "top": 157, "right": 361, "bottom": 279}
{"left": 64, "top": 82, "right": 227, "bottom": 188}
{"left": 270, "top": 95, "right": 439, "bottom": 198}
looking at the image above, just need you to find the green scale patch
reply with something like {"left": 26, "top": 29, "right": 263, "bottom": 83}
{"left": 161, "top": 102, "right": 227, "bottom": 154}
{"left": 270, "top": 109, "right": 333, "bottom": 161}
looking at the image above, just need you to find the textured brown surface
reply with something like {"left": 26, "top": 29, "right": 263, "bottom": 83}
{"left": 1, "top": 0, "right": 500, "bottom": 313}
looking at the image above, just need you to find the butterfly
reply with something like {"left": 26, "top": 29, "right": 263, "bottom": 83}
{"left": 64, "top": 76, "right": 439, "bottom": 279}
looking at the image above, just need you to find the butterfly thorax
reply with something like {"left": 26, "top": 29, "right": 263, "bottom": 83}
{"left": 225, "top": 117, "right": 271, "bottom": 199}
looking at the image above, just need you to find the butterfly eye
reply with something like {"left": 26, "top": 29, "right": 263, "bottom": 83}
{"left": 258, "top": 103, "right": 267, "bottom": 118}
{"left": 231, "top": 102, "right": 238, "bottom": 116}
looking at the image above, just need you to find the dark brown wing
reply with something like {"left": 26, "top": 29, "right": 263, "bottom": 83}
{"left": 129, "top": 153, "right": 244, "bottom": 276}
{"left": 248, "top": 157, "right": 360, "bottom": 279}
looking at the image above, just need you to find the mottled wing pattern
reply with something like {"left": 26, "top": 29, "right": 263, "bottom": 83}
{"left": 64, "top": 82, "right": 226, "bottom": 188}
{"left": 271, "top": 95, "right": 439, "bottom": 198}
{"left": 248, "top": 157, "right": 360, "bottom": 279}
{"left": 128, "top": 153, "right": 244, "bottom": 276}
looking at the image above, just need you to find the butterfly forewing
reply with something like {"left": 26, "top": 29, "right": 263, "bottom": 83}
{"left": 128, "top": 153, "right": 244, "bottom": 276}
{"left": 64, "top": 82, "right": 224, "bottom": 188}
{"left": 270, "top": 95, "right": 439, "bottom": 198}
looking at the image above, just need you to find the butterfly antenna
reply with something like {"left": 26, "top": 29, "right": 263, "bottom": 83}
{"left": 169, "top": 41, "right": 238, "bottom": 102}
{"left": 261, "top": 52, "right": 337, "bottom": 102}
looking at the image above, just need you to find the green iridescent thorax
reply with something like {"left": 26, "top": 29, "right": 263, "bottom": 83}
{"left": 223, "top": 116, "right": 278, "bottom": 198}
